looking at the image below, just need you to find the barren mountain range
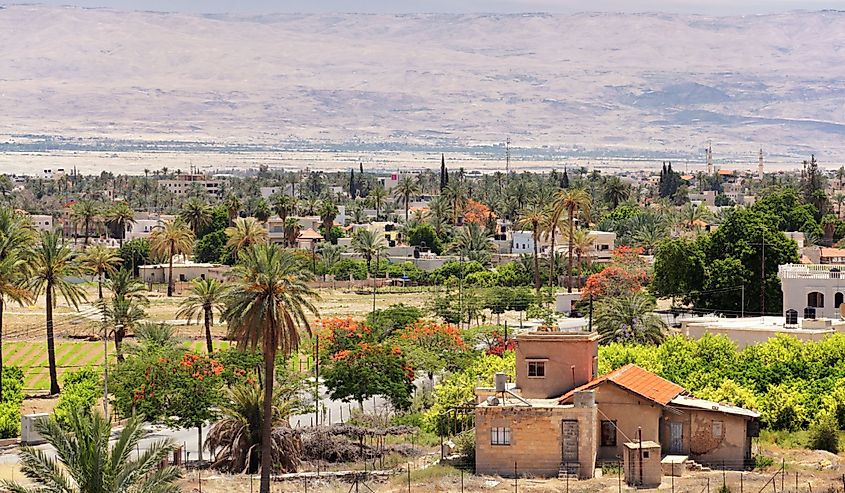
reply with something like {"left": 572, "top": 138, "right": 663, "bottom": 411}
{"left": 2, "top": 5, "right": 845, "bottom": 171}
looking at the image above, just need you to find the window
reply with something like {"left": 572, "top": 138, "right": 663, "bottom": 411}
{"left": 527, "top": 361, "right": 545, "bottom": 378}
{"left": 642, "top": 451, "right": 650, "bottom": 459}
{"left": 712, "top": 420, "right": 723, "bottom": 438}
{"left": 808, "top": 292, "right": 825, "bottom": 308}
{"left": 836, "top": 292, "right": 844, "bottom": 308}
{"left": 601, "top": 420, "right": 617, "bottom": 447}
{"left": 491, "top": 427, "right": 511, "bottom": 445}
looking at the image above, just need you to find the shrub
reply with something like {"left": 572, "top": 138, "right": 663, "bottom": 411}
{"left": 55, "top": 367, "right": 101, "bottom": 427}
{"left": 808, "top": 411, "right": 840, "bottom": 453}
{"left": 367, "top": 304, "right": 423, "bottom": 338}
{"left": 754, "top": 454, "right": 774, "bottom": 470}
{"left": 453, "top": 430, "right": 475, "bottom": 469}
{"left": 0, "top": 402, "right": 20, "bottom": 438}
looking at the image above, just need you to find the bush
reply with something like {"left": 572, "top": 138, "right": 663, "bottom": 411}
{"left": 0, "top": 402, "right": 20, "bottom": 438}
{"left": 367, "top": 304, "right": 423, "bottom": 338}
{"left": 453, "top": 430, "right": 475, "bottom": 469}
{"left": 55, "top": 367, "right": 101, "bottom": 427}
{"left": 754, "top": 454, "right": 774, "bottom": 470}
{"left": 808, "top": 412, "right": 840, "bottom": 453}
{"left": 0, "top": 367, "right": 25, "bottom": 438}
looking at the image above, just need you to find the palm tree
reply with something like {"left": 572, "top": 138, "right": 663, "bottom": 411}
{"left": 99, "top": 294, "right": 147, "bottom": 362}
{"left": 552, "top": 188, "right": 592, "bottom": 293}
{"left": 222, "top": 245, "right": 318, "bottom": 493}
{"left": 603, "top": 176, "right": 630, "bottom": 209}
{"left": 443, "top": 180, "right": 468, "bottom": 224}
{"left": 369, "top": 186, "right": 388, "bottom": 220}
{"left": 0, "top": 208, "right": 34, "bottom": 402}
{"left": 104, "top": 202, "right": 135, "bottom": 246}
{"left": 177, "top": 278, "right": 226, "bottom": 354}
{"left": 317, "top": 243, "right": 344, "bottom": 280}
{"left": 317, "top": 199, "right": 339, "bottom": 236}
{"left": 70, "top": 199, "right": 99, "bottom": 246}
{"left": 564, "top": 228, "right": 595, "bottom": 282}
{"left": 631, "top": 218, "right": 668, "bottom": 255}
{"left": 2, "top": 409, "right": 181, "bottom": 493}
{"left": 205, "top": 383, "right": 302, "bottom": 474}
{"left": 427, "top": 196, "right": 452, "bottom": 236}
{"left": 225, "top": 217, "right": 269, "bottom": 256}
{"left": 594, "top": 293, "right": 666, "bottom": 345}
{"left": 448, "top": 222, "right": 496, "bottom": 266}
{"left": 179, "top": 197, "right": 212, "bottom": 235}
{"left": 224, "top": 193, "right": 243, "bottom": 225}
{"left": 272, "top": 194, "right": 297, "bottom": 224}
{"left": 351, "top": 228, "right": 387, "bottom": 275}
{"left": 517, "top": 204, "right": 545, "bottom": 293}
{"left": 834, "top": 193, "right": 845, "bottom": 218}
{"left": 30, "top": 231, "right": 87, "bottom": 395}
{"left": 393, "top": 175, "right": 420, "bottom": 223}
{"left": 106, "top": 268, "right": 149, "bottom": 303}
{"left": 149, "top": 219, "right": 195, "bottom": 297}
{"left": 253, "top": 198, "right": 272, "bottom": 223}
{"left": 80, "top": 245, "right": 122, "bottom": 300}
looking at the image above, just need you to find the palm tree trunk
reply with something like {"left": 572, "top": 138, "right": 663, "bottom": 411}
{"left": 532, "top": 230, "right": 541, "bottom": 294}
{"left": 84, "top": 219, "right": 90, "bottom": 246}
{"left": 204, "top": 306, "right": 214, "bottom": 354}
{"left": 98, "top": 272, "right": 103, "bottom": 300}
{"left": 0, "top": 297, "right": 4, "bottom": 403}
{"left": 46, "top": 287, "right": 60, "bottom": 395}
{"left": 115, "top": 326, "right": 125, "bottom": 363}
{"left": 259, "top": 345, "right": 276, "bottom": 493}
{"left": 167, "top": 245, "right": 174, "bottom": 297}
{"left": 548, "top": 225, "right": 556, "bottom": 292}
{"left": 198, "top": 425, "right": 203, "bottom": 462}
{"left": 567, "top": 212, "right": 575, "bottom": 294}
{"left": 405, "top": 201, "right": 409, "bottom": 223}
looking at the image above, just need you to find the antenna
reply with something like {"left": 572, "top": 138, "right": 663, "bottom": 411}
{"left": 505, "top": 137, "right": 511, "bottom": 175}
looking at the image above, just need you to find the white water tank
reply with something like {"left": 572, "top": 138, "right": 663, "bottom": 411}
{"left": 21, "top": 413, "right": 49, "bottom": 445}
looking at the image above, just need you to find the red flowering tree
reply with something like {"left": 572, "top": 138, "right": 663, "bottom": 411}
{"left": 582, "top": 246, "right": 649, "bottom": 299}
{"left": 395, "top": 320, "right": 467, "bottom": 381}
{"left": 486, "top": 331, "right": 517, "bottom": 357}
{"left": 462, "top": 199, "right": 495, "bottom": 226}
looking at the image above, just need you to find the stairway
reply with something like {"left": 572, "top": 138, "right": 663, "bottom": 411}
{"left": 558, "top": 463, "right": 579, "bottom": 480}
{"left": 685, "top": 459, "right": 712, "bottom": 472}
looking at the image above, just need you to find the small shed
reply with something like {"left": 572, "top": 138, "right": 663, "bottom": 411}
{"left": 623, "top": 440, "right": 662, "bottom": 488}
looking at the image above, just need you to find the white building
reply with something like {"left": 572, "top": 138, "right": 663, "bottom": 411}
{"left": 260, "top": 186, "right": 289, "bottom": 199}
{"left": 26, "top": 214, "right": 53, "bottom": 232}
{"left": 681, "top": 315, "right": 845, "bottom": 349}
{"left": 778, "top": 263, "right": 845, "bottom": 321}
{"left": 160, "top": 174, "right": 222, "bottom": 198}
{"left": 124, "top": 214, "right": 175, "bottom": 242}
{"left": 512, "top": 231, "right": 535, "bottom": 255}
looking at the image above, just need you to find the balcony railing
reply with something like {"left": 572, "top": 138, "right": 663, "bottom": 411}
{"left": 779, "top": 264, "right": 844, "bottom": 280}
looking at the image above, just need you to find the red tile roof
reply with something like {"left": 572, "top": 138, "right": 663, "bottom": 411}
{"left": 820, "top": 248, "right": 845, "bottom": 258}
{"left": 558, "top": 364, "right": 683, "bottom": 406}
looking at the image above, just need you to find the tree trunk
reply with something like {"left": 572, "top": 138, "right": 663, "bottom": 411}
{"left": 46, "top": 287, "right": 60, "bottom": 395}
{"left": 167, "top": 244, "right": 174, "bottom": 297}
{"left": 567, "top": 212, "right": 575, "bottom": 294}
{"left": 84, "top": 219, "right": 90, "bottom": 246}
{"left": 115, "top": 326, "right": 125, "bottom": 363}
{"left": 532, "top": 229, "right": 541, "bottom": 294}
{"left": 98, "top": 272, "right": 103, "bottom": 300}
{"left": 0, "top": 298, "right": 4, "bottom": 403}
{"left": 198, "top": 425, "right": 203, "bottom": 463}
{"left": 259, "top": 346, "right": 276, "bottom": 493}
{"left": 204, "top": 306, "right": 214, "bottom": 354}
{"left": 548, "top": 225, "right": 556, "bottom": 293}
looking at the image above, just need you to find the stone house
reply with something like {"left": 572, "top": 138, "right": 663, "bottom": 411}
{"left": 474, "top": 331, "right": 759, "bottom": 479}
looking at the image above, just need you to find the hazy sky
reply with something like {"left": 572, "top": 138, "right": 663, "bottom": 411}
{"left": 10, "top": 0, "right": 845, "bottom": 15}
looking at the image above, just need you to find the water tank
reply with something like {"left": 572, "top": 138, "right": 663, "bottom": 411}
{"left": 494, "top": 372, "right": 507, "bottom": 392}
{"left": 21, "top": 413, "right": 49, "bottom": 445}
{"left": 486, "top": 396, "right": 500, "bottom": 406}
{"left": 573, "top": 390, "right": 596, "bottom": 409}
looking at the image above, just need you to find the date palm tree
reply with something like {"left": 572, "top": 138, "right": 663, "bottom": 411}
{"left": 552, "top": 188, "right": 592, "bottom": 293}
{"left": 2, "top": 409, "right": 181, "bottom": 493}
{"left": 443, "top": 180, "right": 468, "bottom": 224}
{"left": 0, "top": 208, "right": 34, "bottom": 402}
{"left": 30, "top": 231, "right": 87, "bottom": 395}
{"left": 80, "top": 245, "right": 122, "bottom": 300}
{"left": 603, "top": 176, "right": 630, "bottom": 209}
{"left": 317, "top": 199, "right": 339, "bottom": 237}
{"left": 70, "top": 199, "right": 99, "bottom": 246}
{"left": 99, "top": 293, "right": 147, "bottom": 362}
{"left": 179, "top": 197, "right": 212, "bottom": 235}
{"left": 104, "top": 202, "right": 135, "bottom": 246}
{"left": 393, "top": 175, "right": 420, "bottom": 223}
{"left": 177, "top": 278, "right": 227, "bottom": 354}
{"left": 517, "top": 204, "right": 545, "bottom": 293}
{"left": 564, "top": 228, "right": 595, "bottom": 283}
{"left": 224, "top": 193, "right": 243, "bottom": 226}
{"left": 427, "top": 196, "right": 452, "bottom": 236}
{"left": 369, "top": 185, "right": 387, "bottom": 220}
{"left": 272, "top": 194, "right": 297, "bottom": 224}
{"left": 149, "top": 219, "right": 195, "bottom": 297}
{"left": 594, "top": 292, "right": 666, "bottom": 345}
{"left": 222, "top": 245, "right": 318, "bottom": 493}
{"left": 448, "top": 222, "right": 496, "bottom": 266}
{"left": 317, "top": 243, "right": 344, "bottom": 280}
{"left": 351, "top": 228, "right": 386, "bottom": 275}
{"left": 225, "top": 217, "right": 269, "bottom": 256}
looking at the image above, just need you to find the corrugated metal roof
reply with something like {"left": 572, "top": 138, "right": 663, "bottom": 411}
{"left": 669, "top": 395, "right": 760, "bottom": 418}
{"left": 558, "top": 364, "right": 683, "bottom": 406}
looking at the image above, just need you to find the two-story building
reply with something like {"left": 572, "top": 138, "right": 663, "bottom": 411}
{"left": 779, "top": 263, "right": 845, "bottom": 321}
{"left": 475, "top": 331, "right": 759, "bottom": 479}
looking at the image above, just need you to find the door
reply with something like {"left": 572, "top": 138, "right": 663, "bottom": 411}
{"left": 561, "top": 420, "right": 579, "bottom": 465}
{"left": 669, "top": 422, "right": 683, "bottom": 454}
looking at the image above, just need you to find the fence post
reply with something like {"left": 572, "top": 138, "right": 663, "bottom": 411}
{"left": 706, "top": 477, "right": 709, "bottom": 493}
{"left": 795, "top": 471, "right": 798, "bottom": 492}
{"left": 781, "top": 459, "right": 785, "bottom": 492}
{"left": 740, "top": 470, "right": 743, "bottom": 493}
{"left": 723, "top": 461, "right": 726, "bottom": 490}
{"left": 618, "top": 460, "right": 622, "bottom": 493}
{"left": 671, "top": 461, "right": 674, "bottom": 493}
{"left": 407, "top": 463, "right": 411, "bottom": 493}
{"left": 514, "top": 461, "right": 518, "bottom": 493}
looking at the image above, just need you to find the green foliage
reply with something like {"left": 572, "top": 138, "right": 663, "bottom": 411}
{"left": 322, "top": 342, "right": 415, "bottom": 410}
{"left": 429, "top": 261, "right": 485, "bottom": 285}
{"left": 194, "top": 229, "right": 230, "bottom": 264}
{"left": 754, "top": 454, "right": 775, "bottom": 470}
{"left": 367, "top": 303, "right": 423, "bottom": 338}
{"left": 54, "top": 367, "right": 101, "bottom": 428}
{"left": 330, "top": 258, "right": 368, "bottom": 280}
{"left": 808, "top": 410, "right": 840, "bottom": 453}
{"left": 0, "top": 367, "right": 24, "bottom": 438}
{"left": 116, "top": 238, "right": 150, "bottom": 276}
{"left": 408, "top": 223, "right": 444, "bottom": 254}
{"left": 752, "top": 187, "right": 819, "bottom": 234}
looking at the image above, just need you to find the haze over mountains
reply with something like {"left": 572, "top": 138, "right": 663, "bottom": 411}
{"left": 2, "top": 5, "right": 845, "bottom": 169}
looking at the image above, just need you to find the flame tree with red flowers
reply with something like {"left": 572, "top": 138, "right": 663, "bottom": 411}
{"left": 395, "top": 320, "right": 467, "bottom": 383}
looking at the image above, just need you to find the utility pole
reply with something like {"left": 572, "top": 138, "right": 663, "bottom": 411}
{"left": 741, "top": 286, "right": 745, "bottom": 318}
{"left": 505, "top": 137, "right": 511, "bottom": 175}
{"left": 459, "top": 252, "right": 465, "bottom": 330}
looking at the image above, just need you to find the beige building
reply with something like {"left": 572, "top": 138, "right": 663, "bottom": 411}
{"left": 681, "top": 315, "right": 844, "bottom": 349}
{"left": 139, "top": 261, "right": 230, "bottom": 285}
{"left": 474, "top": 331, "right": 759, "bottom": 479}
{"left": 160, "top": 174, "right": 222, "bottom": 198}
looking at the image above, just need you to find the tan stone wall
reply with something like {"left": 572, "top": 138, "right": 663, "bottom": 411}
{"left": 685, "top": 410, "right": 750, "bottom": 467}
{"left": 594, "top": 384, "right": 663, "bottom": 461}
{"left": 475, "top": 405, "right": 597, "bottom": 479}
{"left": 515, "top": 333, "right": 598, "bottom": 399}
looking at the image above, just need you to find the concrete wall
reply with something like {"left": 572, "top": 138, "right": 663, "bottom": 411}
{"left": 475, "top": 404, "right": 596, "bottom": 478}
{"left": 139, "top": 264, "right": 230, "bottom": 284}
{"left": 515, "top": 332, "right": 599, "bottom": 399}
{"left": 683, "top": 322, "right": 833, "bottom": 349}
{"left": 685, "top": 410, "right": 750, "bottom": 467}
{"left": 594, "top": 384, "right": 663, "bottom": 461}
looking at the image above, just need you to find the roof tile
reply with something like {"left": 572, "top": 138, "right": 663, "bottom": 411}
{"left": 558, "top": 364, "right": 683, "bottom": 406}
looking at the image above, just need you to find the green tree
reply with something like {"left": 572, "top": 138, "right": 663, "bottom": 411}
{"left": 322, "top": 341, "right": 414, "bottom": 410}
{"left": 552, "top": 188, "right": 592, "bottom": 293}
{"left": 407, "top": 223, "right": 443, "bottom": 254}
{"left": 70, "top": 199, "right": 99, "bottom": 246}
{"left": 30, "top": 232, "right": 87, "bottom": 395}
{"left": 2, "top": 410, "right": 181, "bottom": 493}
{"left": 603, "top": 176, "right": 630, "bottom": 209}
{"left": 177, "top": 278, "right": 227, "bottom": 354}
{"left": 369, "top": 185, "right": 388, "bottom": 220}
{"left": 194, "top": 229, "right": 229, "bottom": 264}
{"left": 104, "top": 202, "right": 135, "bottom": 246}
{"left": 351, "top": 228, "right": 387, "bottom": 275}
{"left": 393, "top": 175, "right": 420, "bottom": 223}
{"left": 179, "top": 197, "right": 213, "bottom": 235}
{"left": 225, "top": 217, "right": 268, "bottom": 256}
{"left": 149, "top": 219, "right": 194, "bottom": 297}
{"left": 116, "top": 238, "right": 150, "bottom": 276}
{"left": 448, "top": 222, "right": 495, "bottom": 266}
{"left": 517, "top": 204, "right": 545, "bottom": 293}
{"left": 80, "top": 245, "right": 122, "bottom": 300}
{"left": 222, "top": 244, "right": 318, "bottom": 493}
{"left": 594, "top": 293, "right": 666, "bottom": 345}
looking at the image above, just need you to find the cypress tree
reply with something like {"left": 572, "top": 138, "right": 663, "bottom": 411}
{"left": 561, "top": 168, "right": 570, "bottom": 189}
{"left": 440, "top": 154, "right": 449, "bottom": 191}
{"left": 349, "top": 169, "right": 356, "bottom": 198}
